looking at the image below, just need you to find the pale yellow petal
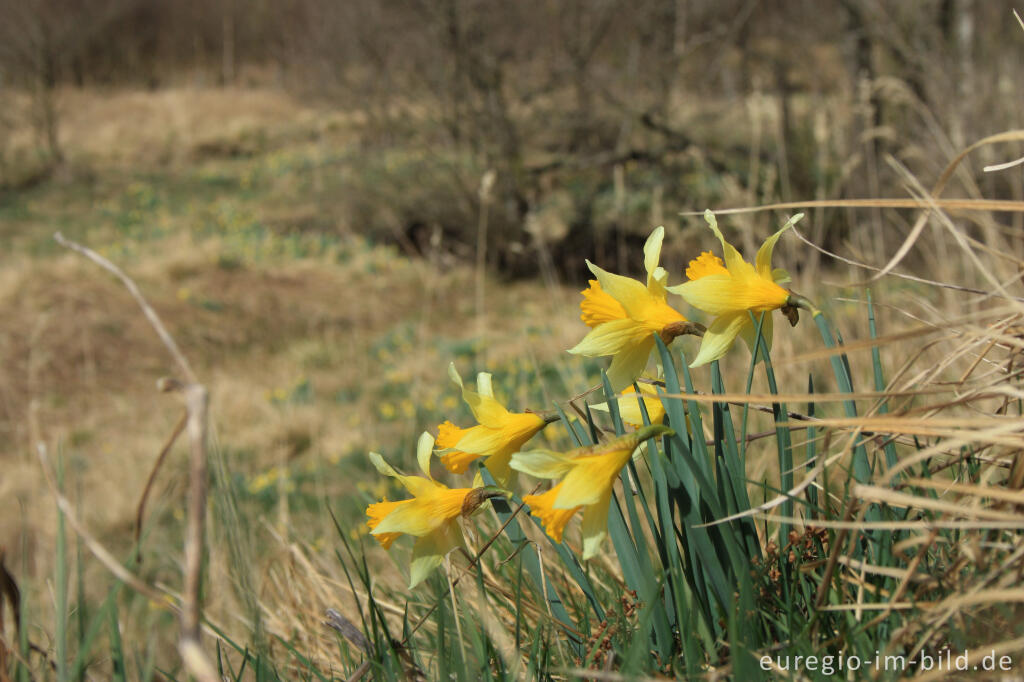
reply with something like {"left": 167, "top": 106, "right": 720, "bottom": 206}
{"left": 671, "top": 273, "right": 788, "bottom": 316}
{"left": 669, "top": 274, "right": 735, "bottom": 316}
{"left": 447, "top": 364, "right": 508, "bottom": 426}
{"left": 510, "top": 448, "right": 575, "bottom": 479}
{"left": 447, "top": 362, "right": 465, "bottom": 391}
{"left": 617, "top": 384, "right": 666, "bottom": 426}
{"left": 689, "top": 311, "right": 748, "bottom": 367}
{"left": 465, "top": 391, "right": 511, "bottom": 428}
{"left": 370, "top": 487, "right": 472, "bottom": 537}
{"left": 482, "top": 452, "right": 514, "bottom": 487}
{"left": 605, "top": 335, "right": 656, "bottom": 392}
{"left": 568, "top": 318, "right": 649, "bottom": 357}
{"left": 554, "top": 447, "right": 633, "bottom": 508}
{"left": 451, "top": 423, "right": 510, "bottom": 457}
{"left": 476, "top": 372, "right": 495, "bottom": 399}
{"left": 756, "top": 213, "right": 802, "bottom": 278}
{"left": 416, "top": 431, "right": 435, "bottom": 479}
{"left": 581, "top": 490, "right": 613, "bottom": 560}
{"left": 368, "top": 452, "right": 439, "bottom": 497}
{"left": 643, "top": 226, "right": 665, "bottom": 288}
{"left": 590, "top": 384, "right": 664, "bottom": 426}
{"left": 703, "top": 210, "right": 745, "bottom": 273}
{"left": 409, "top": 523, "right": 463, "bottom": 588}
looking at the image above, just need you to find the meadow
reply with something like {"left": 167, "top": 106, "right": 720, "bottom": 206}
{"left": 1, "top": 76, "right": 1024, "bottom": 681}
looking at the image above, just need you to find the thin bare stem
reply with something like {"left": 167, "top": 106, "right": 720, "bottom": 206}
{"left": 54, "top": 233, "right": 215, "bottom": 682}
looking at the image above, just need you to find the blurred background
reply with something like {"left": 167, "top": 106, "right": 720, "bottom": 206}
{"left": 1, "top": 0, "right": 1023, "bottom": 674}
{"left": 2, "top": 0, "right": 1021, "bottom": 276}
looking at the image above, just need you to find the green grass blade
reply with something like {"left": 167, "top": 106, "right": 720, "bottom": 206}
{"left": 867, "top": 290, "right": 898, "bottom": 471}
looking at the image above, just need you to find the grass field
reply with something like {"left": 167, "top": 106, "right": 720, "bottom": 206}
{"left": 2, "top": 86, "right": 1024, "bottom": 680}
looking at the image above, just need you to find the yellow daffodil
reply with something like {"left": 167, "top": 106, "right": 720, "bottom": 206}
{"left": 668, "top": 210, "right": 803, "bottom": 367}
{"left": 591, "top": 382, "right": 666, "bottom": 427}
{"left": 435, "top": 363, "right": 548, "bottom": 485}
{"left": 511, "top": 424, "right": 673, "bottom": 559}
{"left": 366, "top": 432, "right": 504, "bottom": 587}
{"left": 569, "top": 226, "right": 699, "bottom": 391}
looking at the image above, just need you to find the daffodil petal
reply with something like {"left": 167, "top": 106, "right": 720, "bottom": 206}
{"left": 756, "top": 213, "right": 802, "bottom": 278}
{"left": 447, "top": 362, "right": 465, "bottom": 390}
{"left": 450, "top": 423, "right": 508, "bottom": 456}
{"left": 616, "top": 385, "right": 666, "bottom": 426}
{"left": 568, "top": 318, "right": 648, "bottom": 357}
{"left": 689, "top": 311, "right": 749, "bottom": 367}
{"left": 643, "top": 226, "right": 665, "bottom": 287}
{"left": 482, "top": 452, "right": 514, "bottom": 487}
{"left": 510, "top": 448, "right": 575, "bottom": 479}
{"left": 668, "top": 274, "right": 733, "bottom": 315}
{"left": 671, "top": 273, "right": 788, "bottom": 316}
{"left": 476, "top": 372, "right": 495, "bottom": 399}
{"left": 371, "top": 487, "right": 471, "bottom": 537}
{"left": 416, "top": 431, "right": 435, "bottom": 479}
{"left": 772, "top": 267, "right": 791, "bottom": 284}
{"left": 368, "top": 452, "right": 439, "bottom": 497}
{"left": 648, "top": 265, "right": 669, "bottom": 298}
{"left": 605, "top": 335, "right": 655, "bottom": 392}
{"left": 703, "top": 209, "right": 745, "bottom": 273}
{"left": 409, "top": 523, "right": 462, "bottom": 588}
{"left": 555, "top": 447, "right": 633, "bottom": 508}
{"left": 470, "top": 393, "right": 511, "bottom": 427}
{"left": 447, "top": 364, "right": 508, "bottom": 426}
{"left": 581, "top": 490, "right": 613, "bottom": 560}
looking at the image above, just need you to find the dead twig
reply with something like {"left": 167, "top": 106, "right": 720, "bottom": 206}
{"left": 134, "top": 409, "right": 188, "bottom": 561}
{"left": 54, "top": 233, "right": 215, "bottom": 682}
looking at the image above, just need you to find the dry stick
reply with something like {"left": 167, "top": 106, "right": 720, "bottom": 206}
{"left": 814, "top": 497, "right": 858, "bottom": 609}
{"left": 790, "top": 226, "right": 1024, "bottom": 304}
{"left": 53, "top": 233, "right": 216, "bottom": 682}
{"left": 53, "top": 234, "right": 197, "bottom": 384}
{"left": 134, "top": 409, "right": 188, "bottom": 560}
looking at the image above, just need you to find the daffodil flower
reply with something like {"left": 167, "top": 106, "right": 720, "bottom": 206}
{"left": 590, "top": 382, "right": 666, "bottom": 427}
{"left": 569, "top": 227, "right": 700, "bottom": 391}
{"left": 366, "top": 432, "right": 504, "bottom": 587}
{"left": 668, "top": 210, "right": 804, "bottom": 367}
{"left": 435, "top": 363, "right": 549, "bottom": 485}
{"left": 510, "top": 424, "right": 673, "bottom": 559}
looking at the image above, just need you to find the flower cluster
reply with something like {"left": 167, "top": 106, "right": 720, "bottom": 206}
{"left": 364, "top": 211, "right": 804, "bottom": 586}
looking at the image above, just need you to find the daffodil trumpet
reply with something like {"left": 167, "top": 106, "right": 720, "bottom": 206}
{"left": 668, "top": 210, "right": 805, "bottom": 367}
{"left": 569, "top": 226, "right": 697, "bottom": 391}
{"left": 510, "top": 424, "right": 674, "bottom": 559}
{"left": 366, "top": 432, "right": 508, "bottom": 588}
